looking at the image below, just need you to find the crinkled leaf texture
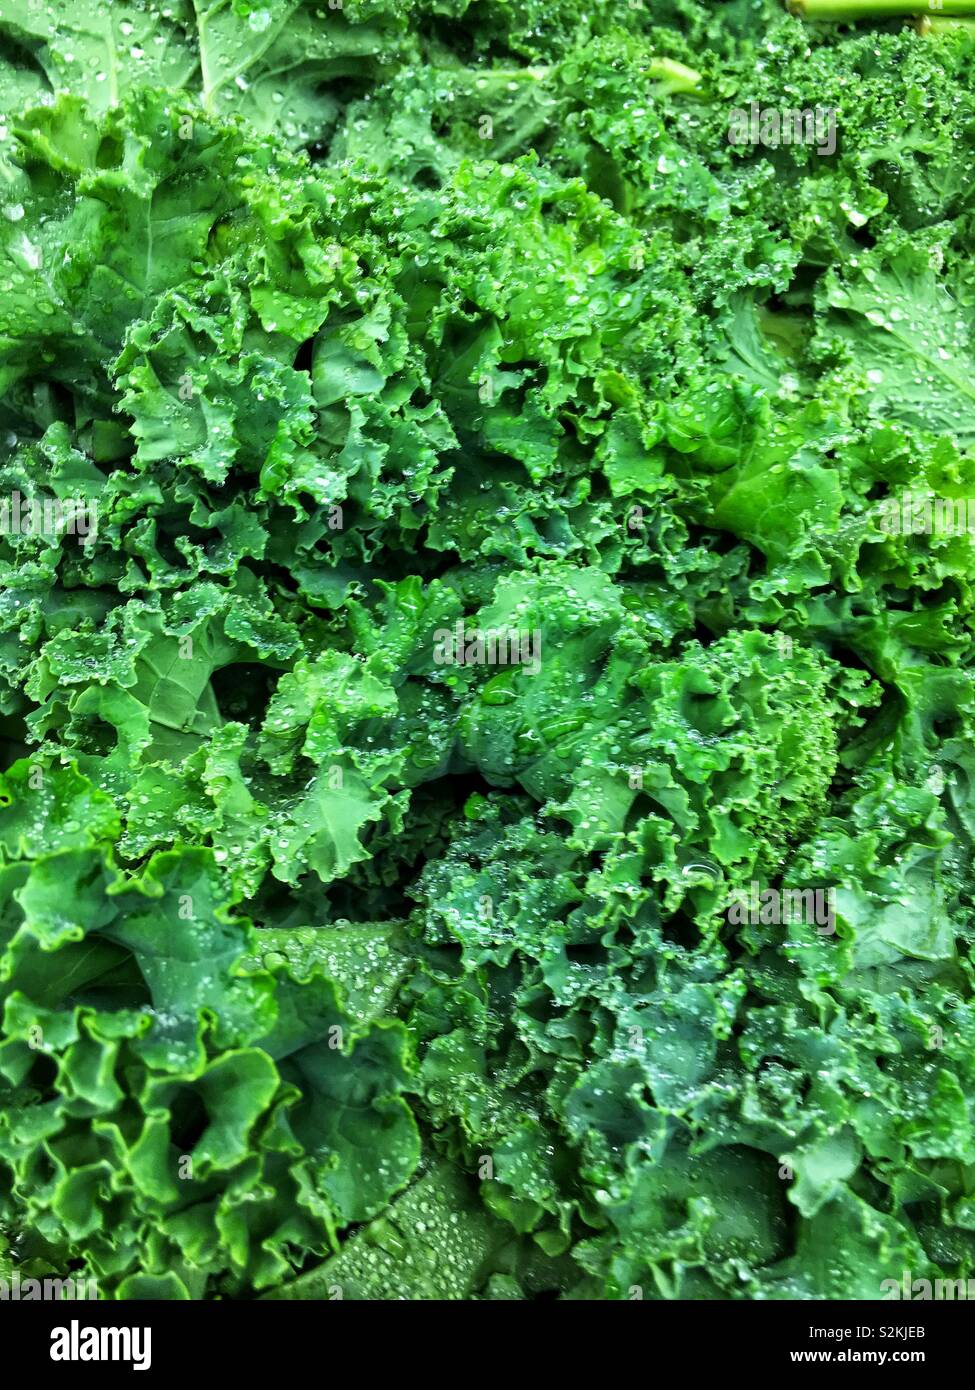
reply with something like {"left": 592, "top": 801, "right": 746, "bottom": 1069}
{"left": 3, "top": 0, "right": 975, "bottom": 1304}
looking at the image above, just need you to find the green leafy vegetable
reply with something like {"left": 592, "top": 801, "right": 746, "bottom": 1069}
{"left": 2, "top": 0, "right": 975, "bottom": 1302}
